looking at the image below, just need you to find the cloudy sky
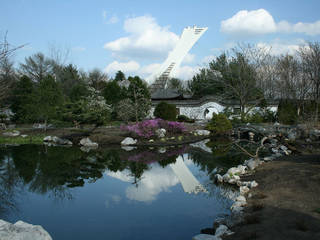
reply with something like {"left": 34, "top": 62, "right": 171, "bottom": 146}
{"left": 1, "top": 0, "right": 320, "bottom": 82}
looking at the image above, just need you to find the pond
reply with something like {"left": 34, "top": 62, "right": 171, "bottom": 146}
{"left": 0, "top": 141, "right": 247, "bottom": 240}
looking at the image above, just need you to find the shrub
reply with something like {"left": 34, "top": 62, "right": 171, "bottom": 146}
{"left": 154, "top": 102, "right": 177, "bottom": 121}
{"left": 177, "top": 115, "right": 194, "bottom": 123}
{"left": 277, "top": 99, "right": 298, "bottom": 124}
{"left": 245, "top": 111, "right": 264, "bottom": 123}
{"left": 121, "top": 119, "right": 185, "bottom": 138}
{"left": 206, "top": 113, "right": 232, "bottom": 135}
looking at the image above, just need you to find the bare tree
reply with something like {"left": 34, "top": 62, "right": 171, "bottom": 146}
{"left": 0, "top": 32, "right": 25, "bottom": 62}
{"left": 0, "top": 32, "right": 24, "bottom": 102}
{"left": 87, "top": 68, "right": 108, "bottom": 91}
{"left": 19, "top": 52, "right": 53, "bottom": 82}
{"left": 298, "top": 42, "right": 320, "bottom": 121}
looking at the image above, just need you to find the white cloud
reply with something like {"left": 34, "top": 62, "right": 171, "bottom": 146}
{"left": 105, "top": 60, "right": 140, "bottom": 75}
{"left": 278, "top": 20, "right": 320, "bottom": 36}
{"left": 221, "top": 9, "right": 320, "bottom": 37}
{"left": 139, "top": 63, "right": 161, "bottom": 76}
{"left": 257, "top": 39, "right": 306, "bottom": 55}
{"left": 221, "top": 9, "right": 277, "bottom": 36}
{"left": 106, "top": 164, "right": 179, "bottom": 202}
{"left": 173, "top": 65, "right": 200, "bottom": 80}
{"left": 201, "top": 55, "right": 216, "bottom": 64}
{"left": 104, "top": 15, "right": 179, "bottom": 60}
{"left": 182, "top": 53, "right": 195, "bottom": 64}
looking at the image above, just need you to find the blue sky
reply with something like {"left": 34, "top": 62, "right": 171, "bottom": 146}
{"left": 1, "top": 0, "right": 320, "bottom": 81}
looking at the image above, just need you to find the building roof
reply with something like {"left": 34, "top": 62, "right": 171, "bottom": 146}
{"left": 151, "top": 89, "right": 183, "bottom": 100}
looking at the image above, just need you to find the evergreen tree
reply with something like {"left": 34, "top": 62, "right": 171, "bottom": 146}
{"left": 11, "top": 75, "right": 35, "bottom": 122}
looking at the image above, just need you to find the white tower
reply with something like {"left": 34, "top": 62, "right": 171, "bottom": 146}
{"left": 149, "top": 26, "right": 208, "bottom": 92}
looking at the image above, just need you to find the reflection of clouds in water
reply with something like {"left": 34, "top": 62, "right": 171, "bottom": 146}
{"left": 106, "top": 164, "right": 179, "bottom": 202}
{"left": 105, "top": 194, "right": 122, "bottom": 208}
{"left": 107, "top": 170, "right": 133, "bottom": 182}
{"left": 126, "top": 164, "right": 179, "bottom": 202}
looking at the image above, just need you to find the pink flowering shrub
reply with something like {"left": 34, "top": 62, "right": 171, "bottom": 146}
{"left": 121, "top": 118, "right": 186, "bottom": 138}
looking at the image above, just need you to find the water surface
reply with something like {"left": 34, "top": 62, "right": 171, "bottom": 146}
{"left": 0, "top": 143, "right": 245, "bottom": 239}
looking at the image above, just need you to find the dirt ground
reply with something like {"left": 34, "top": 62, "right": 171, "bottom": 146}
{"left": 224, "top": 154, "right": 320, "bottom": 240}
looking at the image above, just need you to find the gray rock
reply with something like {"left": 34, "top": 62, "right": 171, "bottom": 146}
{"left": 240, "top": 186, "right": 250, "bottom": 195}
{"left": 246, "top": 159, "right": 261, "bottom": 170}
{"left": 121, "top": 137, "right": 137, "bottom": 146}
{"left": 263, "top": 156, "right": 274, "bottom": 161}
{"left": 43, "top": 136, "right": 52, "bottom": 142}
{"left": 0, "top": 219, "right": 52, "bottom": 240}
{"left": 192, "top": 234, "right": 219, "bottom": 240}
{"left": 80, "top": 137, "right": 98, "bottom": 147}
{"left": 250, "top": 180, "right": 258, "bottom": 188}
{"left": 215, "top": 174, "right": 223, "bottom": 183}
{"left": 222, "top": 173, "right": 230, "bottom": 182}
{"left": 288, "top": 129, "right": 297, "bottom": 140}
{"left": 215, "top": 224, "right": 233, "bottom": 238}
{"left": 280, "top": 145, "right": 288, "bottom": 151}
{"left": 158, "top": 147, "right": 166, "bottom": 153}
{"left": 194, "top": 129, "right": 211, "bottom": 136}
{"left": 236, "top": 195, "right": 246, "bottom": 203}
{"left": 3, "top": 130, "right": 20, "bottom": 137}
{"left": 155, "top": 128, "right": 166, "bottom": 138}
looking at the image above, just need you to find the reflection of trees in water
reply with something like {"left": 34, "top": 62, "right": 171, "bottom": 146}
{"left": 1, "top": 143, "right": 238, "bottom": 215}
{"left": 0, "top": 149, "right": 23, "bottom": 218}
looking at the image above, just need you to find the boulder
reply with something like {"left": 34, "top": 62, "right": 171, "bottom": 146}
{"left": 215, "top": 174, "right": 223, "bottom": 183}
{"left": 227, "top": 165, "right": 247, "bottom": 176}
{"left": 43, "top": 136, "right": 52, "bottom": 142}
{"left": 0, "top": 219, "right": 52, "bottom": 240}
{"left": 52, "top": 136, "right": 72, "bottom": 145}
{"left": 192, "top": 234, "right": 219, "bottom": 240}
{"left": 214, "top": 224, "right": 233, "bottom": 238}
{"left": 230, "top": 205, "right": 244, "bottom": 213}
{"left": 121, "top": 137, "right": 137, "bottom": 146}
{"left": 155, "top": 128, "right": 166, "bottom": 138}
{"left": 3, "top": 130, "right": 20, "bottom": 137}
{"left": 80, "top": 137, "right": 98, "bottom": 147}
{"left": 158, "top": 147, "right": 166, "bottom": 153}
{"left": 236, "top": 195, "right": 246, "bottom": 203}
{"left": 194, "top": 130, "right": 211, "bottom": 136}
{"left": 245, "top": 159, "right": 261, "bottom": 170}
{"left": 250, "top": 180, "right": 258, "bottom": 188}
{"left": 222, "top": 173, "right": 230, "bottom": 182}
{"left": 228, "top": 175, "right": 240, "bottom": 184}
{"left": 240, "top": 186, "right": 250, "bottom": 195}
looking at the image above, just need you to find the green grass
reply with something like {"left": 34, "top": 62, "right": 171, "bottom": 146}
{"left": 0, "top": 135, "right": 44, "bottom": 144}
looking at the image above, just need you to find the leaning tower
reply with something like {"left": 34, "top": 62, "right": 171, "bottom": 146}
{"left": 148, "top": 26, "right": 208, "bottom": 93}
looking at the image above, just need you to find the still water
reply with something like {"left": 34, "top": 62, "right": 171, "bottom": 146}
{"left": 0, "top": 142, "right": 245, "bottom": 240}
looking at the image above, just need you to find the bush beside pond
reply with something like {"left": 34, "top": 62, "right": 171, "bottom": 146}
{"left": 206, "top": 113, "right": 232, "bottom": 135}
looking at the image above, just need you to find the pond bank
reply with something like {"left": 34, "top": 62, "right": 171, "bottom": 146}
{"left": 0, "top": 123, "right": 210, "bottom": 147}
{"left": 223, "top": 154, "right": 320, "bottom": 240}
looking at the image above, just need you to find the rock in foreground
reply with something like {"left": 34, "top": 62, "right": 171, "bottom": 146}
{"left": 0, "top": 219, "right": 52, "bottom": 240}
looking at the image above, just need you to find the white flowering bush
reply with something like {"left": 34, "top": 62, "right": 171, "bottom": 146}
{"left": 81, "top": 87, "right": 111, "bottom": 124}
